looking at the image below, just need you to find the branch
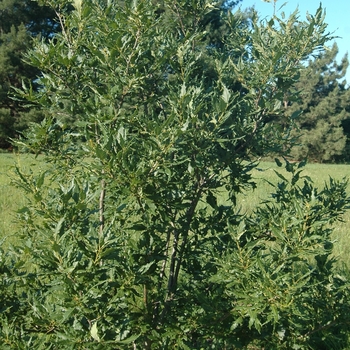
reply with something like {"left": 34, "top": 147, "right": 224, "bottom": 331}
{"left": 164, "top": 175, "right": 208, "bottom": 302}
{"left": 172, "top": 3, "right": 186, "bottom": 37}
{"left": 166, "top": 225, "right": 179, "bottom": 294}
{"left": 173, "top": 177, "right": 206, "bottom": 288}
{"left": 55, "top": 9, "right": 70, "bottom": 47}
{"left": 99, "top": 178, "right": 105, "bottom": 235}
{"left": 159, "top": 228, "right": 171, "bottom": 285}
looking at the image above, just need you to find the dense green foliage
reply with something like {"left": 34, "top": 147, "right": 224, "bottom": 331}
{"left": 1, "top": 0, "right": 350, "bottom": 348}
{"left": 1, "top": 0, "right": 350, "bottom": 161}
{"left": 284, "top": 43, "right": 350, "bottom": 162}
{"left": 0, "top": 0, "right": 58, "bottom": 148}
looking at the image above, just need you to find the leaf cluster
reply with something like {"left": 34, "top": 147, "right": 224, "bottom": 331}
{"left": 0, "top": 0, "right": 58, "bottom": 148}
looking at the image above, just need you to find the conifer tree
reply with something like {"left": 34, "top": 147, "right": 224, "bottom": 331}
{"left": 285, "top": 43, "right": 350, "bottom": 162}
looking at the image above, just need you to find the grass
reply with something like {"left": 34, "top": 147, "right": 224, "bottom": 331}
{"left": 0, "top": 153, "right": 43, "bottom": 246}
{"left": 1, "top": 153, "right": 350, "bottom": 266}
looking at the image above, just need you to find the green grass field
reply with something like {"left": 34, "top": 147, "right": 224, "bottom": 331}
{"left": 1, "top": 153, "right": 350, "bottom": 266}
{"left": 0, "top": 153, "right": 44, "bottom": 246}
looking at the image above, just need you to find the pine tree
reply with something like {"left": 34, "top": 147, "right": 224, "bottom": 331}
{"left": 0, "top": 0, "right": 58, "bottom": 148}
{"left": 285, "top": 43, "right": 350, "bottom": 162}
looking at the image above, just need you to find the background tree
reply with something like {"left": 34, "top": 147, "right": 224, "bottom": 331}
{"left": 284, "top": 43, "right": 350, "bottom": 162}
{"left": 2, "top": 0, "right": 350, "bottom": 348}
{"left": 0, "top": 0, "right": 58, "bottom": 148}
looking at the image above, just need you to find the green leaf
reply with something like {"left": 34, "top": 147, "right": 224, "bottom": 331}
{"left": 96, "top": 146, "right": 107, "bottom": 160}
{"left": 36, "top": 171, "right": 46, "bottom": 188}
{"left": 90, "top": 321, "right": 100, "bottom": 342}
{"left": 117, "top": 333, "right": 140, "bottom": 344}
{"left": 297, "top": 159, "right": 307, "bottom": 169}
{"left": 273, "top": 170, "right": 288, "bottom": 182}
{"left": 187, "top": 162, "right": 194, "bottom": 174}
{"left": 206, "top": 191, "right": 217, "bottom": 209}
{"left": 180, "top": 83, "right": 186, "bottom": 98}
{"left": 73, "top": 0, "right": 83, "bottom": 12}
{"left": 138, "top": 261, "right": 156, "bottom": 275}
{"left": 54, "top": 217, "right": 65, "bottom": 235}
{"left": 221, "top": 84, "right": 231, "bottom": 104}
{"left": 275, "top": 158, "right": 283, "bottom": 167}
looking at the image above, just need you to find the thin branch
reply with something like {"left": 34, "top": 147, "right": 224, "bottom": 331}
{"left": 159, "top": 228, "right": 171, "bottom": 284}
{"left": 173, "top": 179, "right": 205, "bottom": 289}
{"left": 172, "top": 3, "right": 186, "bottom": 37}
{"left": 167, "top": 227, "right": 179, "bottom": 295}
{"left": 55, "top": 9, "right": 70, "bottom": 46}
{"left": 164, "top": 175, "right": 208, "bottom": 301}
{"left": 99, "top": 178, "right": 105, "bottom": 235}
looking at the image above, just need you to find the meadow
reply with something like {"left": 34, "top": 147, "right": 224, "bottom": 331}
{"left": 1, "top": 153, "right": 350, "bottom": 266}
{"left": 0, "top": 153, "right": 44, "bottom": 247}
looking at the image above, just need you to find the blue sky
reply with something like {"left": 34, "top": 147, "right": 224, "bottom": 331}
{"left": 240, "top": 0, "right": 350, "bottom": 82}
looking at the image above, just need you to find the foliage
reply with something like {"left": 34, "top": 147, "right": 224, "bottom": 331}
{"left": 2, "top": 0, "right": 350, "bottom": 348}
{"left": 0, "top": 0, "right": 58, "bottom": 148}
{"left": 211, "top": 159, "right": 350, "bottom": 348}
{"left": 284, "top": 43, "right": 350, "bottom": 163}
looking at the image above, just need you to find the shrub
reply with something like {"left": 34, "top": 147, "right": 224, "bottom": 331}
{"left": 2, "top": 0, "right": 350, "bottom": 348}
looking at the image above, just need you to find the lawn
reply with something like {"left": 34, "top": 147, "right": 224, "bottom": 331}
{"left": 0, "top": 153, "right": 43, "bottom": 247}
{"left": 1, "top": 153, "right": 350, "bottom": 266}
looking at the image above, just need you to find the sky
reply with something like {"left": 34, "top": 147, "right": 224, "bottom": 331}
{"left": 239, "top": 0, "right": 350, "bottom": 82}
